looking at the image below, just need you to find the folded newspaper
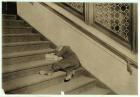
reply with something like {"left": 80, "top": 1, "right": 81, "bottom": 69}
{"left": 45, "top": 53, "right": 62, "bottom": 61}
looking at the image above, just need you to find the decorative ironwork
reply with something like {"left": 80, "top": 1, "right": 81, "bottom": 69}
{"left": 64, "top": 3, "right": 84, "bottom": 14}
{"left": 58, "top": 3, "right": 85, "bottom": 19}
{"left": 94, "top": 3, "right": 131, "bottom": 42}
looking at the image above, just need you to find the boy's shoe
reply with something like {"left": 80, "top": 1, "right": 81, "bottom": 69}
{"left": 64, "top": 70, "right": 75, "bottom": 82}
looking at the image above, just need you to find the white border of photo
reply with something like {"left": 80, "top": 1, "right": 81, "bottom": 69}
{"left": 0, "top": 0, "right": 139, "bottom": 97}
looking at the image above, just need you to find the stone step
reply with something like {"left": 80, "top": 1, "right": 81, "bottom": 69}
{"left": 3, "top": 49, "right": 55, "bottom": 65}
{"left": 3, "top": 26, "right": 33, "bottom": 29}
{"left": 30, "top": 72, "right": 95, "bottom": 94}
{"left": 3, "top": 48, "right": 55, "bottom": 58}
{"left": 67, "top": 81, "right": 112, "bottom": 95}
{"left": 2, "top": 14, "right": 16, "bottom": 20}
{"left": 81, "top": 86, "right": 112, "bottom": 95}
{"left": 3, "top": 20, "right": 29, "bottom": 27}
{"left": 3, "top": 41, "right": 51, "bottom": 53}
{"left": 3, "top": 33, "right": 41, "bottom": 43}
{"left": 3, "top": 27, "right": 33, "bottom": 34}
{"left": 6, "top": 68, "right": 87, "bottom": 94}
{"left": 3, "top": 71, "right": 66, "bottom": 92}
{"left": 3, "top": 64, "right": 52, "bottom": 82}
{"left": 3, "top": 59, "right": 56, "bottom": 74}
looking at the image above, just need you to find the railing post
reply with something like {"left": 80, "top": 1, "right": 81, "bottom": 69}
{"left": 84, "top": 3, "right": 94, "bottom": 25}
{"left": 132, "top": 3, "right": 138, "bottom": 52}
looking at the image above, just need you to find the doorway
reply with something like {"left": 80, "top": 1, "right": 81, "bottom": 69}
{"left": 2, "top": 2, "right": 17, "bottom": 14}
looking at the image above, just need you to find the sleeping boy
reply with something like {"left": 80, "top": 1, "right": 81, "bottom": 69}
{"left": 39, "top": 46, "right": 81, "bottom": 82}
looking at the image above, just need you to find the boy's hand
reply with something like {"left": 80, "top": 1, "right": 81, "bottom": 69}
{"left": 57, "top": 57, "right": 63, "bottom": 61}
{"left": 51, "top": 53, "right": 55, "bottom": 55}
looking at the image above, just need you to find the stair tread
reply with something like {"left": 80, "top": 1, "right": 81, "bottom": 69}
{"left": 3, "top": 20, "right": 24, "bottom": 22}
{"left": 3, "top": 27, "right": 32, "bottom": 30}
{"left": 3, "top": 48, "right": 55, "bottom": 58}
{"left": 3, "top": 59, "right": 57, "bottom": 73}
{"left": 2, "top": 15, "right": 16, "bottom": 19}
{"left": 2, "top": 20, "right": 28, "bottom": 27}
{"left": 31, "top": 74, "right": 95, "bottom": 94}
{"left": 3, "top": 25, "right": 29, "bottom": 28}
{"left": 3, "top": 41, "right": 50, "bottom": 47}
{"left": 3, "top": 14, "right": 16, "bottom": 17}
{"left": 3, "top": 26, "right": 32, "bottom": 29}
{"left": 3, "top": 28, "right": 32, "bottom": 34}
{"left": 3, "top": 33, "right": 39, "bottom": 36}
{"left": 7, "top": 68, "right": 84, "bottom": 94}
{"left": 3, "top": 19, "right": 28, "bottom": 23}
{"left": 79, "top": 86, "right": 111, "bottom": 94}
{"left": 3, "top": 71, "right": 66, "bottom": 92}
{"left": 68, "top": 81, "right": 111, "bottom": 94}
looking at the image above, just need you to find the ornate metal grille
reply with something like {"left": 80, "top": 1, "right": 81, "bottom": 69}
{"left": 58, "top": 3, "right": 85, "bottom": 19}
{"left": 94, "top": 3, "right": 131, "bottom": 42}
{"left": 64, "top": 3, "right": 84, "bottom": 14}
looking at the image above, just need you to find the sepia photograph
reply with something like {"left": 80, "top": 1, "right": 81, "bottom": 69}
{"left": 2, "top": 2, "right": 138, "bottom": 95}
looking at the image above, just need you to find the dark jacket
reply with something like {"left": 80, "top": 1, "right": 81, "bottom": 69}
{"left": 55, "top": 46, "right": 81, "bottom": 66}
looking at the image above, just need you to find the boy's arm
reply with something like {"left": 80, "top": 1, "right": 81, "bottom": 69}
{"left": 56, "top": 46, "right": 70, "bottom": 57}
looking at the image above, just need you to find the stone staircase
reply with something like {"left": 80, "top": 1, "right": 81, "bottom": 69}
{"left": 2, "top": 14, "right": 115, "bottom": 95}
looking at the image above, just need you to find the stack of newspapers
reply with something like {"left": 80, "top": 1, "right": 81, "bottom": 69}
{"left": 45, "top": 53, "right": 62, "bottom": 61}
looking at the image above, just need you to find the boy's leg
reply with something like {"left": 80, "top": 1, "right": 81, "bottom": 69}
{"left": 63, "top": 67, "right": 76, "bottom": 82}
{"left": 39, "top": 63, "right": 59, "bottom": 75}
{"left": 64, "top": 64, "right": 81, "bottom": 82}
